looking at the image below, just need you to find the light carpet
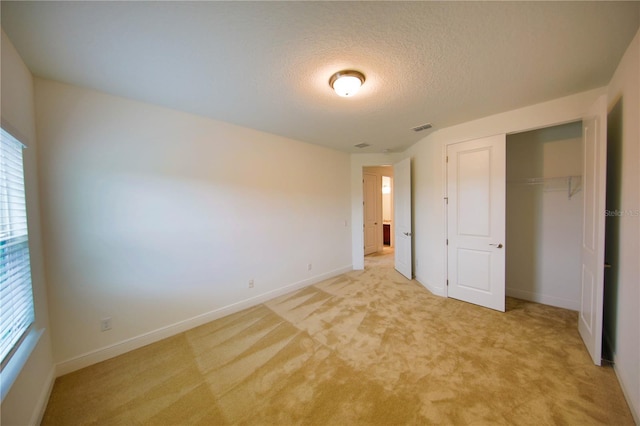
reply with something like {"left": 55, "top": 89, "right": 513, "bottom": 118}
{"left": 42, "top": 250, "right": 634, "bottom": 425}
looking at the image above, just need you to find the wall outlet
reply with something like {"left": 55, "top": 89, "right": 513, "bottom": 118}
{"left": 101, "top": 317, "right": 112, "bottom": 332}
{"left": 308, "top": 263, "right": 312, "bottom": 271}
{"left": 249, "top": 279, "right": 254, "bottom": 288}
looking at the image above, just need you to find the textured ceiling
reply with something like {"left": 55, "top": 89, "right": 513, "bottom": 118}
{"left": 2, "top": 1, "right": 639, "bottom": 153}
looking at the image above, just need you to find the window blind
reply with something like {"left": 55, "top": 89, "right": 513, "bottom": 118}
{"left": 0, "top": 128, "right": 34, "bottom": 365}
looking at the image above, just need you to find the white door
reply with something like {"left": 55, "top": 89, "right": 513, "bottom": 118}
{"left": 363, "top": 172, "right": 379, "bottom": 255}
{"left": 579, "top": 95, "right": 607, "bottom": 366}
{"left": 447, "top": 134, "right": 506, "bottom": 312}
{"left": 394, "top": 158, "right": 412, "bottom": 279}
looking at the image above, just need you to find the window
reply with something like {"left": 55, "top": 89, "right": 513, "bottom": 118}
{"left": 0, "top": 128, "right": 35, "bottom": 367}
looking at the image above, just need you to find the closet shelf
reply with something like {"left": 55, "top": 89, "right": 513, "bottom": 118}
{"left": 508, "top": 175, "right": 582, "bottom": 200}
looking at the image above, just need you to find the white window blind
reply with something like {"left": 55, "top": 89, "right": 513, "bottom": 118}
{"left": 0, "top": 128, "right": 34, "bottom": 366}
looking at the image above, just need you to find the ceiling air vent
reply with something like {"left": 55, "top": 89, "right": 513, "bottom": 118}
{"left": 354, "top": 143, "right": 370, "bottom": 149}
{"left": 411, "top": 123, "right": 433, "bottom": 132}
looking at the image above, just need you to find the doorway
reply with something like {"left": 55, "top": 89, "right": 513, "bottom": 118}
{"left": 359, "top": 158, "right": 413, "bottom": 280}
{"left": 506, "top": 121, "right": 584, "bottom": 311}
{"left": 363, "top": 166, "right": 394, "bottom": 256}
{"left": 445, "top": 122, "right": 587, "bottom": 312}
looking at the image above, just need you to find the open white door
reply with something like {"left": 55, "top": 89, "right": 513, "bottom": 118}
{"left": 579, "top": 95, "right": 607, "bottom": 366}
{"left": 447, "top": 134, "right": 506, "bottom": 312}
{"left": 394, "top": 158, "right": 412, "bottom": 279}
{"left": 363, "top": 172, "right": 379, "bottom": 255}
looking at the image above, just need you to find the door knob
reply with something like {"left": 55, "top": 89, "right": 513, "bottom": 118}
{"left": 489, "top": 243, "right": 503, "bottom": 248}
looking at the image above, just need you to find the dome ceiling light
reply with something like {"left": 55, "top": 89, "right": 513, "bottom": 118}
{"left": 329, "top": 70, "right": 365, "bottom": 97}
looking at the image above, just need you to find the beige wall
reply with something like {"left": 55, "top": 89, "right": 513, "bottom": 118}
{"left": 506, "top": 122, "right": 583, "bottom": 310}
{"left": 34, "top": 79, "right": 352, "bottom": 373}
{"left": 0, "top": 30, "right": 55, "bottom": 426}
{"left": 605, "top": 28, "right": 640, "bottom": 422}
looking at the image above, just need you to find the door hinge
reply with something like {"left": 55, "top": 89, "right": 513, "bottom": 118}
{"left": 446, "top": 239, "right": 448, "bottom": 245}
{"left": 446, "top": 279, "right": 449, "bottom": 286}
{"left": 446, "top": 156, "right": 448, "bottom": 163}
{"left": 444, "top": 197, "right": 448, "bottom": 204}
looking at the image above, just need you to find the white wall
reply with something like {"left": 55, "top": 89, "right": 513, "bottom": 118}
{"left": 402, "top": 88, "right": 604, "bottom": 297}
{"left": 0, "top": 30, "right": 55, "bottom": 425}
{"left": 33, "top": 79, "right": 352, "bottom": 373}
{"left": 506, "top": 122, "right": 583, "bottom": 310}
{"left": 382, "top": 176, "right": 392, "bottom": 223}
{"left": 605, "top": 28, "right": 640, "bottom": 422}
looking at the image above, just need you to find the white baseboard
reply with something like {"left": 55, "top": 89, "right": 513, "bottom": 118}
{"left": 612, "top": 356, "right": 640, "bottom": 425}
{"left": 56, "top": 265, "right": 352, "bottom": 377}
{"left": 416, "top": 275, "right": 446, "bottom": 297}
{"left": 506, "top": 287, "right": 579, "bottom": 310}
{"left": 30, "top": 366, "right": 55, "bottom": 426}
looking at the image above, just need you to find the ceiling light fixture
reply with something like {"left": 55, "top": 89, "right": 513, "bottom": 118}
{"left": 329, "top": 70, "right": 365, "bottom": 97}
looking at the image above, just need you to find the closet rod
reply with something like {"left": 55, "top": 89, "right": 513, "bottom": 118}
{"left": 507, "top": 175, "right": 582, "bottom": 200}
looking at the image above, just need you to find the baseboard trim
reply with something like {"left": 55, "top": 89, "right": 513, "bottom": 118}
{"left": 30, "top": 366, "right": 55, "bottom": 426}
{"left": 56, "top": 265, "right": 352, "bottom": 377}
{"left": 506, "top": 287, "right": 579, "bottom": 310}
{"left": 416, "top": 275, "right": 446, "bottom": 297}
{"left": 611, "top": 355, "right": 640, "bottom": 425}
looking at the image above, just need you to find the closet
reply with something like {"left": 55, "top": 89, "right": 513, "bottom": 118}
{"left": 506, "top": 121, "right": 583, "bottom": 310}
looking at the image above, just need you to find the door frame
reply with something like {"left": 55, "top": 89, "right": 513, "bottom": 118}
{"left": 352, "top": 160, "right": 400, "bottom": 270}
{"left": 442, "top": 143, "right": 450, "bottom": 297}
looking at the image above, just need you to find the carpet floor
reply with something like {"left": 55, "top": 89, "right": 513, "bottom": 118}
{"left": 42, "top": 250, "right": 634, "bottom": 425}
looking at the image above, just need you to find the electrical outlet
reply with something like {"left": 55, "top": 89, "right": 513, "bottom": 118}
{"left": 249, "top": 279, "right": 254, "bottom": 288}
{"left": 101, "top": 317, "right": 112, "bottom": 332}
{"left": 308, "top": 263, "right": 312, "bottom": 271}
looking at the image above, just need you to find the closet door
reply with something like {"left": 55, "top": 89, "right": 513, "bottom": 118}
{"left": 579, "top": 95, "right": 607, "bottom": 366}
{"left": 446, "top": 134, "right": 506, "bottom": 312}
